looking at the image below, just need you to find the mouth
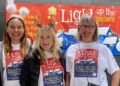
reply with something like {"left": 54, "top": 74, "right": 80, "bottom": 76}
{"left": 43, "top": 43, "right": 49, "bottom": 46}
{"left": 12, "top": 33, "right": 21, "bottom": 36}
{"left": 83, "top": 32, "right": 91, "bottom": 36}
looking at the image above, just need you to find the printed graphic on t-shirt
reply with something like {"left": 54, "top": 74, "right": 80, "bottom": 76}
{"left": 6, "top": 50, "right": 23, "bottom": 80}
{"left": 74, "top": 49, "right": 98, "bottom": 77}
{"left": 41, "top": 59, "right": 64, "bottom": 86}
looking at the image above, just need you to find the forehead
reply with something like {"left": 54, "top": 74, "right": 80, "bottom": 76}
{"left": 40, "top": 29, "right": 52, "bottom": 36}
{"left": 79, "top": 17, "right": 96, "bottom": 26}
{"left": 8, "top": 18, "right": 23, "bottom": 25}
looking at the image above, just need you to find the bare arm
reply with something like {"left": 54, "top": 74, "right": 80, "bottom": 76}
{"left": 111, "top": 70, "right": 120, "bottom": 86}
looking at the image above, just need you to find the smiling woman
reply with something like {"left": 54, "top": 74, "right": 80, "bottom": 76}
{"left": 6, "top": 15, "right": 25, "bottom": 44}
{"left": 78, "top": 15, "right": 97, "bottom": 42}
{"left": 66, "top": 15, "right": 120, "bottom": 86}
{"left": 2, "top": 14, "right": 31, "bottom": 86}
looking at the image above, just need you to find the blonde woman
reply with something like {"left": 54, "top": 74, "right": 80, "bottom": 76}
{"left": 2, "top": 15, "right": 31, "bottom": 86}
{"left": 20, "top": 26, "right": 66, "bottom": 86}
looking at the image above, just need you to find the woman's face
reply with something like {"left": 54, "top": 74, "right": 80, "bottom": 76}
{"left": 39, "top": 31, "right": 54, "bottom": 51}
{"left": 79, "top": 24, "right": 96, "bottom": 42}
{"left": 7, "top": 18, "right": 25, "bottom": 44}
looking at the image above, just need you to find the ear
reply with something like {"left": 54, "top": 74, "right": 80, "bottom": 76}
{"left": 6, "top": 27, "right": 10, "bottom": 34}
{"left": 6, "top": 28, "right": 9, "bottom": 33}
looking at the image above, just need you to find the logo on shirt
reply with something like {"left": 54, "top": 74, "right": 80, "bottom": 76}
{"left": 74, "top": 49, "right": 98, "bottom": 77}
{"left": 41, "top": 59, "right": 64, "bottom": 86}
{"left": 6, "top": 50, "right": 23, "bottom": 80}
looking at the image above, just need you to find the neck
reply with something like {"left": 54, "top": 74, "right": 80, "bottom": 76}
{"left": 44, "top": 51, "right": 53, "bottom": 58}
{"left": 11, "top": 41, "right": 20, "bottom": 44}
{"left": 82, "top": 40, "right": 93, "bottom": 43}
{"left": 11, "top": 40, "right": 20, "bottom": 44}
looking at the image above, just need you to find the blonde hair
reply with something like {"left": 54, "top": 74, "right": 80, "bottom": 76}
{"left": 33, "top": 25, "right": 59, "bottom": 64}
{"left": 3, "top": 16, "right": 29, "bottom": 58}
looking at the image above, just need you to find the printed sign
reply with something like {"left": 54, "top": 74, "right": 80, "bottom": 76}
{"left": 14, "top": 4, "right": 120, "bottom": 41}
{"left": 6, "top": 50, "right": 23, "bottom": 80}
{"left": 41, "top": 59, "right": 64, "bottom": 86}
{"left": 74, "top": 49, "right": 98, "bottom": 77}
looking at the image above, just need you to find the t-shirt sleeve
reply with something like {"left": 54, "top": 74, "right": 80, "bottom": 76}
{"left": 65, "top": 45, "right": 75, "bottom": 73}
{"left": 104, "top": 46, "right": 119, "bottom": 75}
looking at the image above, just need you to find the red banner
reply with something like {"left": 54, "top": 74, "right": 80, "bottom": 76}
{"left": 15, "top": 3, "right": 120, "bottom": 40}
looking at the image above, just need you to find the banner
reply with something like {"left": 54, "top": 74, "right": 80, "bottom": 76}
{"left": 15, "top": 3, "right": 120, "bottom": 41}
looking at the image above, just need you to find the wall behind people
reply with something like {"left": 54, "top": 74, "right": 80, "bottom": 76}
{"left": 15, "top": 0, "right": 120, "bottom": 5}
{"left": 0, "top": 0, "right": 5, "bottom": 86}
{"left": 0, "top": 0, "right": 5, "bottom": 41}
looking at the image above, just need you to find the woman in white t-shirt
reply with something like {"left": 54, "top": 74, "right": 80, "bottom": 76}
{"left": 2, "top": 15, "right": 30, "bottom": 86}
{"left": 66, "top": 15, "right": 120, "bottom": 86}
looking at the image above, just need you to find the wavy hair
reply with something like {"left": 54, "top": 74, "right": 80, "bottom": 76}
{"left": 3, "top": 16, "right": 29, "bottom": 58}
{"left": 33, "top": 25, "right": 59, "bottom": 64}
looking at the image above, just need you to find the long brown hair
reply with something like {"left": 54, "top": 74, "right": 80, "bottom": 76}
{"left": 3, "top": 16, "right": 29, "bottom": 58}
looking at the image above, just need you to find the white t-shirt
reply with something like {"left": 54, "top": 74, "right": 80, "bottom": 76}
{"left": 38, "top": 54, "right": 65, "bottom": 86}
{"left": 2, "top": 39, "right": 31, "bottom": 86}
{"left": 66, "top": 42, "right": 119, "bottom": 86}
{"left": 3, "top": 43, "right": 22, "bottom": 86}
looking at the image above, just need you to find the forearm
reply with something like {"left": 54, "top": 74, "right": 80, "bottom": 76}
{"left": 111, "top": 70, "right": 120, "bottom": 86}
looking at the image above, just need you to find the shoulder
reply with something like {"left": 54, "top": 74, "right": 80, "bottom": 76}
{"left": 97, "top": 43, "right": 110, "bottom": 51}
{"left": 65, "top": 43, "right": 79, "bottom": 58}
{"left": 23, "top": 49, "right": 40, "bottom": 63}
{"left": 96, "top": 43, "right": 114, "bottom": 57}
{"left": 67, "top": 43, "right": 79, "bottom": 52}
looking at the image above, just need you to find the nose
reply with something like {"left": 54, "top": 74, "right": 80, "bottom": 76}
{"left": 14, "top": 27, "right": 19, "bottom": 32}
{"left": 42, "top": 38, "right": 47, "bottom": 43}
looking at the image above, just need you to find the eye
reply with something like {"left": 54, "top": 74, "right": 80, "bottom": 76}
{"left": 46, "top": 35, "right": 51, "bottom": 39}
{"left": 9, "top": 25, "right": 15, "bottom": 29}
{"left": 80, "top": 25, "right": 95, "bottom": 28}
{"left": 40, "top": 36, "right": 43, "bottom": 39}
{"left": 18, "top": 26, "right": 22, "bottom": 29}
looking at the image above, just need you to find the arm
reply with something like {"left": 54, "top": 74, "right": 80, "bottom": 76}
{"left": 59, "top": 52, "right": 67, "bottom": 86}
{"left": 111, "top": 70, "right": 120, "bottom": 86}
{"left": 65, "top": 55, "right": 72, "bottom": 86}
{"left": 66, "top": 72, "right": 70, "bottom": 86}
{"left": 19, "top": 57, "right": 31, "bottom": 86}
{"left": 103, "top": 45, "right": 120, "bottom": 86}
{"left": 65, "top": 44, "right": 75, "bottom": 86}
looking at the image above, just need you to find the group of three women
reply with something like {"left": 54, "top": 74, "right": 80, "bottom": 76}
{"left": 0, "top": 14, "right": 120, "bottom": 86}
